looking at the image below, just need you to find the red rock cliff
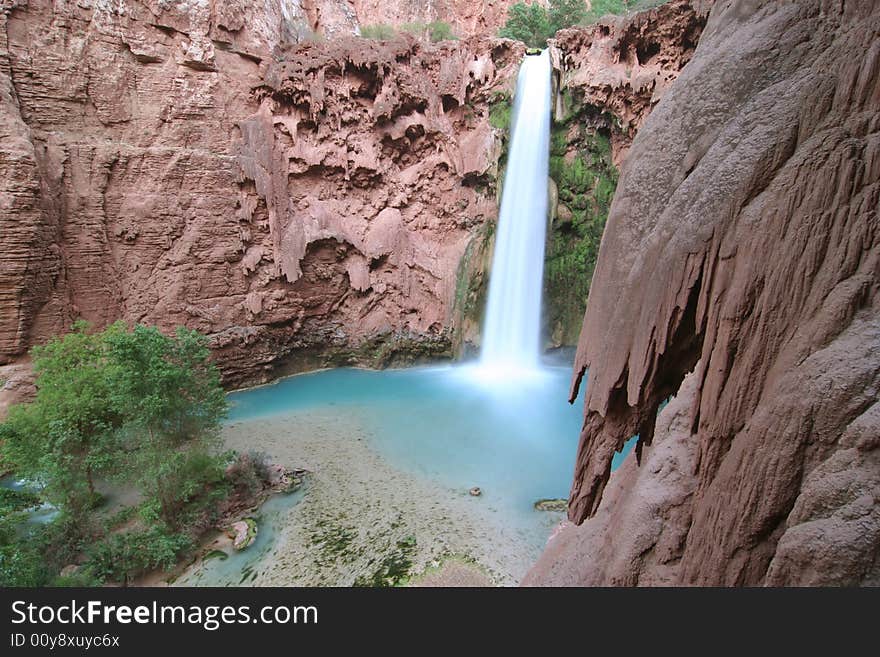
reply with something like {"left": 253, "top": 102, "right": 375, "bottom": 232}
{"left": 526, "top": 0, "right": 880, "bottom": 586}
{"left": 0, "top": 0, "right": 522, "bottom": 385}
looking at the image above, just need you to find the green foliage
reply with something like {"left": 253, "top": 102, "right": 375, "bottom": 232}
{"left": 226, "top": 451, "right": 273, "bottom": 499}
{"left": 498, "top": 2, "right": 551, "bottom": 48}
{"left": 545, "top": 127, "right": 618, "bottom": 344}
{"left": 580, "top": 0, "right": 670, "bottom": 24}
{"left": 0, "top": 321, "right": 231, "bottom": 585}
{"left": 549, "top": 0, "right": 588, "bottom": 33}
{"left": 499, "top": 0, "right": 670, "bottom": 45}
{"left": 0, "top": 530, "right": 46, "bottom": 587}
{"left": 361, "top": 21, "right": 456, "bottom": 42}
{"left": 0, "top": 487, "right": 40, "bottom": 513}
{"left": 102, "top": 323, "right": 228, "bottom": 527}
{"left": 489, "top": 94, "right": 512, "bottom": 132}
{"left": 1, "top": 321, "right": 122, "bottom": 519}
{"left": 0, "top": 488, "right": 47, "bottom": 586}
{"left": 359, "top": 24, "right": 397, "bottom": 40}
{"left": 426, "top": 21, "right": 455, "bottom": 42}
{"left": 86, "top": 527, "right": 193, "bottom": 586}
{"left": 499, "top": 0, "right": 591, "bottom": 47}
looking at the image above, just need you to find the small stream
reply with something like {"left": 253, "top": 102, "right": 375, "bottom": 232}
{"left": 174, "top": 487, "right": 307, "bottom": 586}
{"left": 0, "top": 475, "right": 58, "bottom": 526}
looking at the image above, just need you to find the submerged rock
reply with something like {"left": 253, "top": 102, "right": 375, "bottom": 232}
{"left": 534, "top": 499, "right": 567, "bottom": 512}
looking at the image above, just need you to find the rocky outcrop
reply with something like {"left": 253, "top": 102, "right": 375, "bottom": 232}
{"left": 527, "top": 0, "right": 880, "bottom": 586}
{"left": 0, "top": 0, "right": 522, "bottom": 385}
{"left": 550, "top": 0, "right": 712, "bottom": 165}
{"left": 542, "top": 0, "right": 710, "bottom": 349}
{"left": 523, "top": 373, "right": 700, "bottom": 586}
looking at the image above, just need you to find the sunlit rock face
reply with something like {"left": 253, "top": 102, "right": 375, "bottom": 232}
{"left": 0, "top": 0, "right": 523, "bottom": 386}
{"left": 525, "top": 0, "right": 880, "bottom": 586}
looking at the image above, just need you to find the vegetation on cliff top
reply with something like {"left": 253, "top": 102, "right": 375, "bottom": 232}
{"left": 499, "top": 0, "right": 671, "bottom": 48}
{"left": 0, "top": 322, "right": 239, "bottom": 587}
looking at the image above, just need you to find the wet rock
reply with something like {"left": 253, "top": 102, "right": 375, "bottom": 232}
{"left": 555, "top": 204, "right": 573, "bottom": 227}
{"left": 229, "top": 518, "right": 258, "bottom": 551}
{"left": 469, "top": 487, "right": 482, "bottom": 497}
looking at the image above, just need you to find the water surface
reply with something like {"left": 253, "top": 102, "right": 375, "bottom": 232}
{"left": 227, "top": 362, "right": 635, "bottom": 529}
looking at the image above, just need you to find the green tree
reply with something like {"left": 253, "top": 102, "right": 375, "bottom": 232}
{"left": 0, "top": 322, "right": 121, "bottom": 518}
{"left": 498, "top": 2, "right": 552, "bottom": 48}
{"left": 550, "top": 0, "right": 588, "bottom": 32}
{"left": 103, "top": 324, "right": 228, "bottom": 527}
{"left": 0, "top": 321, "right": 231, "bottom": 585}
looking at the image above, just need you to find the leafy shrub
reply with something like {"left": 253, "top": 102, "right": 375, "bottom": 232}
{"left": 427, "top": 21, "right": 455, "bottom": 42}
{"left": 87, "top": 528, "right": 193, "bottom": 585}
{"left": 225, "top": 450, "right": 273, "bottom": 498}
{"left": 360, "top": 24, "right": 396, "bottom": 40}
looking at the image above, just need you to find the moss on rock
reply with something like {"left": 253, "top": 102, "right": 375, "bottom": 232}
{"left": 544, "top": 117, "right": 618, "bottom": 347}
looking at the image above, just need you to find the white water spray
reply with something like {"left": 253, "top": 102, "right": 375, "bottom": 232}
{"left": 479, "top": 50, "right": 552, "bottom": 375}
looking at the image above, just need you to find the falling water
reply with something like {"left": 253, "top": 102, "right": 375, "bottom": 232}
{"left": 479, "top": 50, "right": 552, "bottom": 374}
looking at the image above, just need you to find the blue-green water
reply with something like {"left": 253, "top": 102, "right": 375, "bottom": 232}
{"left": 0, "top": 476, "right": 59, "bottom": 525}
{"left": 175, "top": 488, "right": 306, "bottom": 586}
{"left": 227, "top": 363, "right": 635, "bottom": 521}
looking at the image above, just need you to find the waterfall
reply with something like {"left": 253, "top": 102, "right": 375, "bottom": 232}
{"left": 479, "top": 50, "right": 552, "bottom": 374}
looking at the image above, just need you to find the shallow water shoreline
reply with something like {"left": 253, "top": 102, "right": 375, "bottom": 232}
{"left": 176, "top": 410, "right": 565, "bottom": 586}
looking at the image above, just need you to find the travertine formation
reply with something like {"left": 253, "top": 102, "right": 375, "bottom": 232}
{"left": 543, "top": 0, "right": 710, "bottom": 347}
{"left": 0, "top": 0, "right": 522, "bottom": 385}
{"left": 550, "top": 0, "right": 711, "bottom": 164}
{"left": 351, "top": 0, "right": 522, "bottom": 38}
{"left": 527, "top": 0, "right": 880, "bottom": 586}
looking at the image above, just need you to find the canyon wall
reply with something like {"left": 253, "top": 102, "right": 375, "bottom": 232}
{"left": 543, "top": 0, "right": 709, "bottom": 347}
{"left": 350, "top": 0, "right": 521, "bottom": 38}
{"left": 526, "top": 0, "right": 880, "bottom": 585}
{"left": 0, "top": 0, "right": 522, "bottom": 386}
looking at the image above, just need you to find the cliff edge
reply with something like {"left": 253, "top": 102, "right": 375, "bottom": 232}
{"left": 526, "top": 0, "right": 880, "bottom": 586}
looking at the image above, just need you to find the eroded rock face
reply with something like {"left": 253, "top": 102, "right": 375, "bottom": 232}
{"left": 550, "top": 0, "right": 712, "bottom": 165}
{"left": 0, "top": 0, "right": 522, "bottom": 385}
{"left": 542, "top": 1, "right": 710, "bottom": 348}
{"left": 351, "top": 0, "right": 521, "bottom": 38}
{"left": 527, "top": 0, "right": 880, "bottom": 586}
